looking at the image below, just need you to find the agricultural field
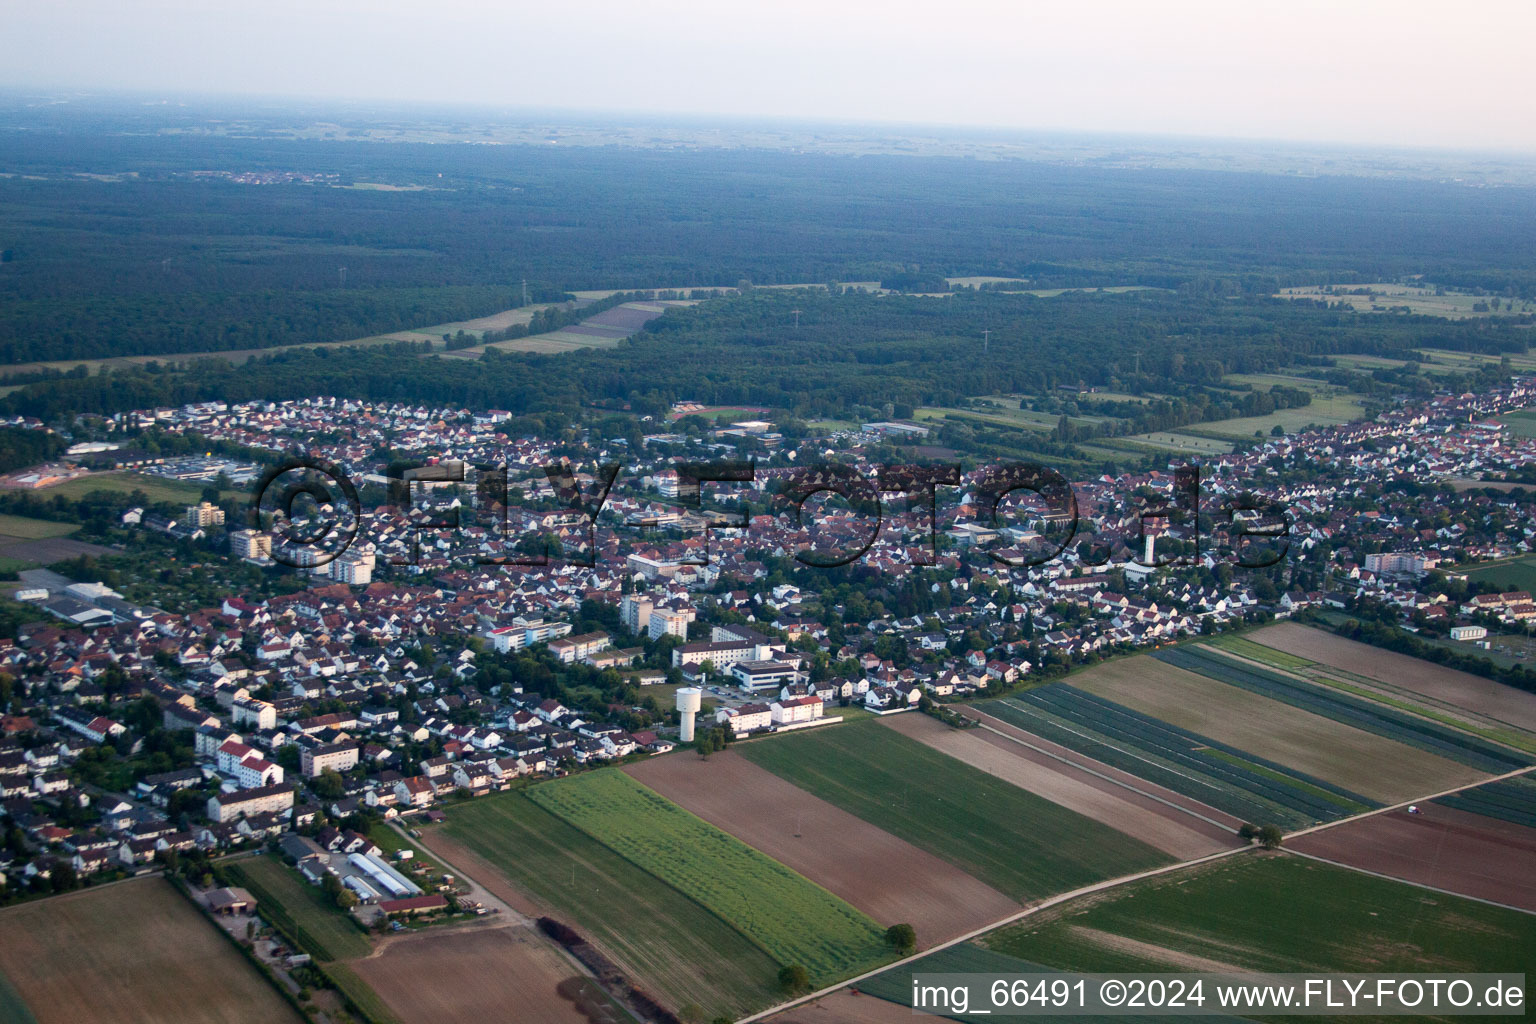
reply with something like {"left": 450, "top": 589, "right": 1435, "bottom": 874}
{"left": 434, "top": 789, "right": 783, "bottom": 1017}
{"left": 980, "top": 686, "right": 1376, "bottom": 829}
{"left": 349, "top": 923, "right": 616, "bottom": 1024}
{"left": 1436, "top": 772, "right": 1536, "bottom": 827}
{"left": 1189, "top": 393, "right": 1366, "bottom": 439}
{"left": 839, "top": 942, "right": 1248, "bottom": 1024}
{"left": 223, "top": 854, "right": 372, "bottom": 961}
{"left": 984, "top": 853, "right": 1536, "bottom": 977}
{"left": 527, "top": 769, "right": 891, "bottom": 987}
{"left": 1244, "top": 622, "right": 1536, "bottom": 739}
{"left": 0, "top": 877, "right": 303, "bottom": 1024}
{"left": 1497, "top": 409, "right": 1536, "bottom": 439}
{"left": 1076, "top": 652, "right": 1486, "bottom": 802}
{"left": 881, "top": 712, "right": 1232, "bottom": 859}
{"left": 1290, "top": 801, "right": 1536, "bottom": 912}
{"left": 474, "top": 301, "right": 685, "bottom": 356}
{"left": 1278, "top": 283, "right": 1536, "bottom": 319}
{"left": 737, "top": 718, "right": 1171, "bottom": 902}
{"left": 1121, "top": 431, "right": 1233, "bottom": 454}
{"left": 1158, "top": 644, "right": 1530, "bottom": 777}
{"left": 0, "top": 512, "right": 104, "bottom": 569}
{"left": 625, "top": 746, "right": 1021, "bottom": 946}
{"left": 1461, "top": 552, "right": 1536, "bottom": 591}
{"left": 0, "top": 514, "right": 79, "bottom": 540}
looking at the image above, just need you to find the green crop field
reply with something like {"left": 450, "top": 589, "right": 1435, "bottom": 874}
{"left": 737, "top": 719, "right": 1169, "bottom": 901}
{"left": 985, "top": 853, "right": 1536, "bottom": 979}
{"left": 855, "top": 943, "right": 1246, "bottom": 1024}
{"left": 0, "top": 514, "right": 78, "bottom": 540}
{"left": 1463, "top": 554, "right": 1536, "bottom": 593}
{"left": 438, "top": 790, "right": 782, "bottom": 1017}
{"left": 1204, "top": 634, "right": 1316, "bottom": 672}
{"left": 528, "top": 769, "right": 891, "bottom": 987}
{"left": 224, "top": 854, "right": 371, "bottom": 962}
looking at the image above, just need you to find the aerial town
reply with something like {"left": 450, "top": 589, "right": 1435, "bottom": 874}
{"left": 4, "top": 373, "right": 1536, "bottom": 908}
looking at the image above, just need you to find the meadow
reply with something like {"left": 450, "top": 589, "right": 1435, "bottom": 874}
{"left": 0, "top": 514, "right": 79, "bottom": 540}
{"left": 437, "top": 790, "right": 782, "bottom": 1017}
{"left": 528, "top": 769, "right": 892, "bottom": 987}
{"left": 737, "top": 719, "right": 1170, "bottom": 901}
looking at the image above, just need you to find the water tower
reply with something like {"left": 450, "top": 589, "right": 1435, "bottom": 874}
{"left": 676, "top": 687, "right": 703, "bottom": 743}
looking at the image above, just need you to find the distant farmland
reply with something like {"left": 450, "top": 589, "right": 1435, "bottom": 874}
{"left": 738, "top": 718, "right": 1170, "bottom": 900}
{"left": 0, "top": 877, "right": 302, "bottom": 1024}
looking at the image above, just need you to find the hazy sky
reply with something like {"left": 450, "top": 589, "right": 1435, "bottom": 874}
{"left": 6, "top": 0, "right": 1536, "bottom": 151}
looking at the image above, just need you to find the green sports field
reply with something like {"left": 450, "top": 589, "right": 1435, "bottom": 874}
{"left": 528, "top": 769, "right": 891, "bottom": 987}
{"left": 438, "top": 790, "right": 783, "bottom": 1017}
{"left": 736, "top": 719, "right": 1170, "bottom": 901}
{"left": 984, "top": 853, "right": 1536, "bottom": 976}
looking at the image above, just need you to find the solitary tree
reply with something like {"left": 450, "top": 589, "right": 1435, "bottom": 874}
{"left": 1237, "top": 822, "right": 1260, "bottom": 844}
{"left": 885, "top": 923, "right": 917, "bottom": 954}
{"left": 1258, "top": 824, "right": 1284, "bottom": 850}
{"left": 778, "top": 964, "right": 810, "bottom": 993}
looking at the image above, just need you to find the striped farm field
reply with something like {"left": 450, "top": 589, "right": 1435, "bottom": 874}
{"left": 625, "top": 747, "right": 1022, "bottom": 946}
{"left": 1157, "top": 645, "right": 1531, "bottom": 775}
{"left": 979, "top": 687, "right": 1374, "bottom": 829}
{"left": 1436, "top": 772, "right": 1536, "bottom": 827}
{"left": 527, "top": 769, "right": 892, "bottom": 989}
{"left": 1247, "top": 622, "right": 1536, "bottom": 736}
{"left": 737, "top": 718, "right": 1170, "bottom": 901}
{"left": 438, "top": 790, "right": 782, "bottom": 1017}
{"left": 1073, "top": 652, "right": 1487, "bottom": 803}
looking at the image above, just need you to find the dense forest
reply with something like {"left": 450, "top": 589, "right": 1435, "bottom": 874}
{"left": 5, "top": 129, "right": 1536, "bottom": 364}
{"left": 4, "top": 288, "right": 1525, "bottom": 431}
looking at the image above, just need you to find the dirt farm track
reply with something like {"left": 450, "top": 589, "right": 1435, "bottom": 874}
{"left": 625, "top": 748, "right": 1021, "bottom": 946}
